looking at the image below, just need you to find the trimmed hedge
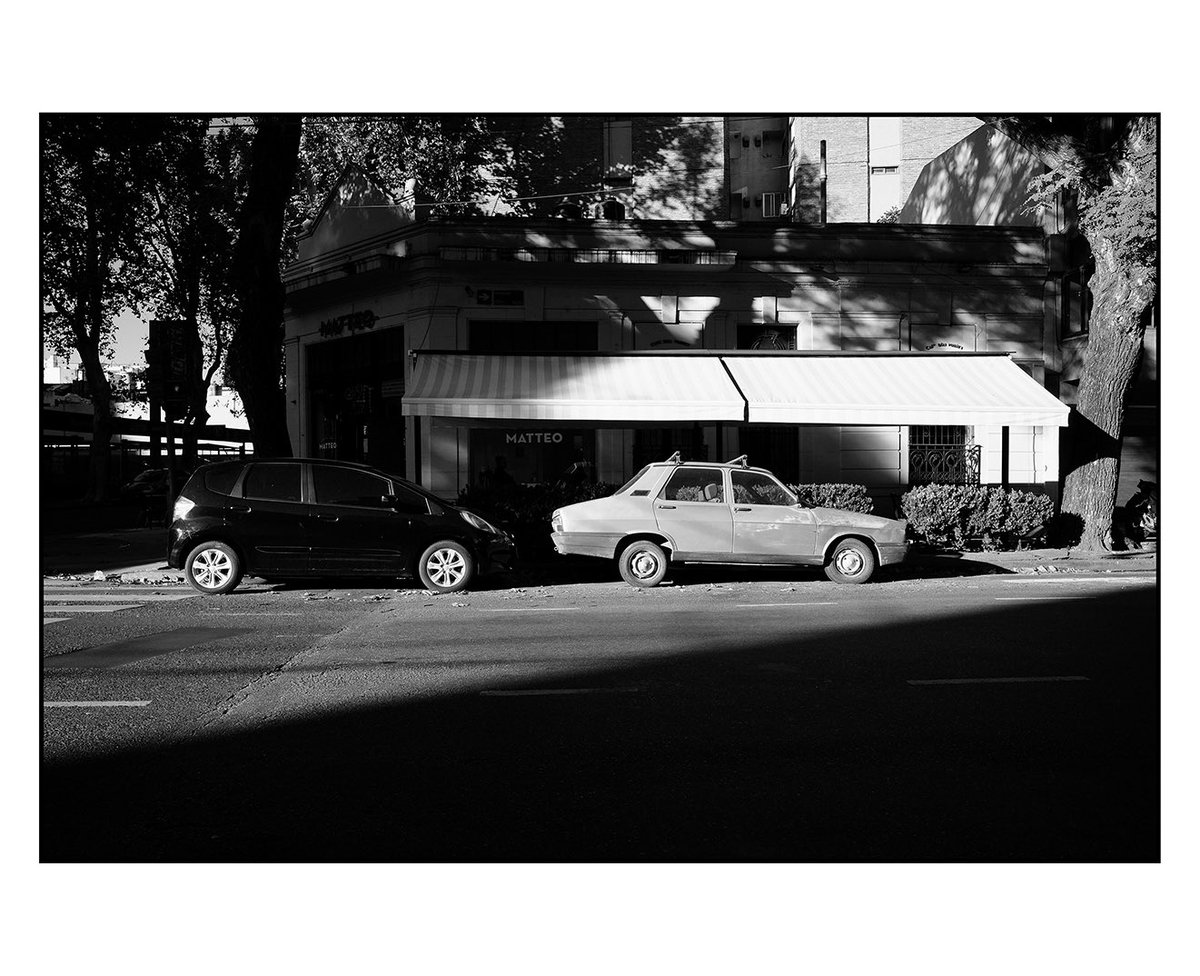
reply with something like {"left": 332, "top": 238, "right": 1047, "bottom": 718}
{"left": 786, "top": 483, "right": 875, "bottom": 515}
{"left": 900, "top": 484, "right": 1055, "bottom": 550}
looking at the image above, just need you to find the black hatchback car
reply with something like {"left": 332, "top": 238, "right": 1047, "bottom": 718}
{"left": 167, "top": 458, "right": 516, "bottom": 595}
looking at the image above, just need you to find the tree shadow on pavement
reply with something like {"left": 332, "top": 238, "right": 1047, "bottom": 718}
{"left": 41, "top": 589, "right": 1159, "bottom": 863}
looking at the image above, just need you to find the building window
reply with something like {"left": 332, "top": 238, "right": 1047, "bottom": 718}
{"left": 632, "top": 426, "right": 708, "bottom": 469}
{"left": 762, "top": 192, "right": 784, "bottom": 218}
{"left": 468, "top": 320, "right": 598, "bottom": 353}
{"left": 909, "top": 426, "right": 980, "bottom": 485}
{"left": 737, "top": 325, "right": 797, "bottom": 350}
{"left": 761, "top": 129, "right": 783, "bottom": 159}
{"left": 603, "top": 119, "right": 633, "bottom": 184}
{"left": 1063, "top": 260, "right": 1094, "bottom": 337}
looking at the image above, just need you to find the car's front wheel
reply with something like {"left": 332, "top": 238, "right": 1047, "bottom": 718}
{"left": 418, "top": 540, "right": 475, "bottom": 593}
{"left": 618, "top": 540, "right": 669, "bottom": 588}
{"left": 824, "top": 538, "right": 876, "bottom": 584}
{"left": 184, "top": 541, "right": 243, "bottom": 595}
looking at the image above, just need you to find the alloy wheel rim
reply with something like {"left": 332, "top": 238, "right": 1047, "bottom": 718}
{"left": 192, "top": 548, "right": 233, "bottom": 588}
{"left": 631, "top": 551, "right": 659, "bottom": 579}
{"left": 427, "top": 548, "right": 466, "bottom": 587}
{"left": 835, "top": 548, "right": 864, "bottom": 576}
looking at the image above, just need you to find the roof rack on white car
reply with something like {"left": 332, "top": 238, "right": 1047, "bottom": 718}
{"left": 725, "top": 454, "right": 749, "bottom": 468}
{"left": 665, "top": 451, "right": 682, "bottom": 464}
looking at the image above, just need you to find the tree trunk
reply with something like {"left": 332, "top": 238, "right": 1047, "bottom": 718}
{"left": 1060, "top": 237, "right": 1154, "bottom": 550}
{"left": 227, "top": 115, "right": 302, "bottom": 458}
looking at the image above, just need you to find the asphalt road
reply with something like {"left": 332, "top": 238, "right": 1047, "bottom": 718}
{"left": 41, "top": 566, "right": 1160, "bottom": 862}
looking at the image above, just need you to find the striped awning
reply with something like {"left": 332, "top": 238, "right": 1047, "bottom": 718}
{"left": 722, "top": 353, "right": 1070, "bottom": 427}
{"left": 403, "top": 353, "right": 746, "bottom": 421}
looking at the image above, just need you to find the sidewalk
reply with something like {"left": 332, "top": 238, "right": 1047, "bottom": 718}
{"left": 40, "top": 525, "right": 1159, "bottom": 585}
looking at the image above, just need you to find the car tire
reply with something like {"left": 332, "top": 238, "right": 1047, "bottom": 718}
{"left": 824, "top": 538, "right": 876, "bottom": 584}
{"left": 418, "top": 540, "right": 475, "bottom": 593}
{"left": 618, "top": 540, "right": 669, "bottom": 588}
{"left": 184, "top": 541, "right": 243, "bottom": 595}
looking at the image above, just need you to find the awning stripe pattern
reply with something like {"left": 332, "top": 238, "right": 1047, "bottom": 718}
{"left": 403, "top": 354, "right": 747, "bottom": 421}
{"left": 722, "top": 354, "right": 1070, "bottom": 427}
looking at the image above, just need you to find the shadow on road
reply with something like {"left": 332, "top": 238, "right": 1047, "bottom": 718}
{"left": 42, "top": 589, "right": 1159, "bottom": 863}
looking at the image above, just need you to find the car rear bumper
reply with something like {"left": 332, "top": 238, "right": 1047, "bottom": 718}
{"left": 877, "top": 542, "right": 909, "bottom": 567}
{"left": 551, "top": 531, "right": 622, "bottom": 559}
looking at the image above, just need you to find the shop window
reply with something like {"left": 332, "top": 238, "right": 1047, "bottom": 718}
{"left": 469, "top": 428, "right": 596, "bottom": 489}
{"left": 243, "top": 463, "right": 302, "bottom": 502}
{"left": 908, "top": 426, "right": 979, "bottom": 485}
{"left": 633, "top": 427, "right": 708, "bottom": 470}
{"left": 312, "top": 465, "right": 393, "bottom": 508}
{"left": 737, "top": 425, "right": 798, "bottom": 483}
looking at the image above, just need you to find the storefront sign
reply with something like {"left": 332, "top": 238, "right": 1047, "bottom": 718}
{"left": 923, "top": 341, "right": 966, "bottom": 351}
{"left": 320, "top": 310, "right": 378, "bottom": 338}
{"left": 505, "top": 431, "right": 564, "bottom": 445}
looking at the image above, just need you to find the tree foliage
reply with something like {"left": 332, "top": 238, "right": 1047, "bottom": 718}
{"left": 41, "top": 114, "right": 166, "bottom": 499}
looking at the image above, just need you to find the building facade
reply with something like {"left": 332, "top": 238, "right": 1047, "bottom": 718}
{"left": 282, "top": 161, "right": 1067, "bottom": 511}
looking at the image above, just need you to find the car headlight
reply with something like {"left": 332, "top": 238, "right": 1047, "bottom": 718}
{"left": 172, "top": 496, "right": 195, "bottom": 520}
{"left": 460, "top": 509, "right": 501, "bottom": 535}
{"left": 551, "top": 509, "right": 563, "bottom": 533}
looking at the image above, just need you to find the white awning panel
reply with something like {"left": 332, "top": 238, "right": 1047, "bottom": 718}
{"left": 722, "top": 354, "right": 1070, "bottom": 427}
{"left": 403, "top": 354, "right": 746, "bottom": 421}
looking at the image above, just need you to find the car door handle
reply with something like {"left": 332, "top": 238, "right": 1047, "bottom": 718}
{"left": 228, "top": 504, "right": 251, "bottom": 513}
{"left": 313, "top": 514, "right": 339, "bottom": 522}
{"left": 656, "top": 504, "right": 676, "bottom": 510}
{"left": 735, "top": 507, "right": 752, "bottom": 512}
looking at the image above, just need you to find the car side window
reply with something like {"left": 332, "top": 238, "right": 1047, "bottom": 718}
{"left": 732, "top": 471, "right": 795, "bottom": 506}
{"left": 662, "top": 467, "right": 726, "bottom": 503}
{"left": 312, "top": 466, "right": 393, "bottom": 508}
{"left": 388, "top": 483, "right": 431, "bottom": 515}
{"left": 243, "top": 463, "right": 302, "bottom": 502}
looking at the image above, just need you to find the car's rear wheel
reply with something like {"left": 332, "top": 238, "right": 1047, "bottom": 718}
{"left": 418, "top": 540, "right": 475, "bottom": 593}
{"left": 824, "top": 538, "right": 876, "bottom": 584}
{"left": 184, "top": 541, "right": 243, "bottom": 595}
{"left": 618, "top": 540, "right": 669, "bottom": 588}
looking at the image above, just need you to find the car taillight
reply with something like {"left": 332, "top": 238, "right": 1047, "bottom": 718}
{"left": 173, "top": 496, "right": 195, "bottom": 520}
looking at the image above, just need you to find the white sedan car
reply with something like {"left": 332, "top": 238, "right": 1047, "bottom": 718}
{"left": 551, "top": 455, "right": 908, "bottom": 587}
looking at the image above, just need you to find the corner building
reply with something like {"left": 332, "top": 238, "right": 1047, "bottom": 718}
{"left": 282, "top": 162, "right": 1067, "bottom": 512}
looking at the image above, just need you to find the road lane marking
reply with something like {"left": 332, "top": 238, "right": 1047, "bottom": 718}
{"left": 475, "top": 607, "right": 581, "bottom": 613}
{"left": 994, "top": 596, "right": 1077, "bottom": 601}
{"left": 43, "top": 618, "right": 71, "bottom": 625}
{"left": 40, "top": 604, "right": 144, "bottom": 613}
{"left": 907, "top": 676, "right": 1089, "bottom": 686}
{"left": 200, "top": 611, "right": 304, "bottom": 616}
{"left": 41, "top": 593, "right": 195, "bottom": 602}
{"left": 736, "top": 602, "right": 838, "bottom": 608}
{"left": 43, "top": 700, "right": 152, "bottom": 708}
{"left": 480, "top": 687, "right": 640, "bottom": 696}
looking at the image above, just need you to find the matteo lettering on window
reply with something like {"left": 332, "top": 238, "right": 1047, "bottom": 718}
{"left": 506, "top": 432, "right": 565, "bottom": 445}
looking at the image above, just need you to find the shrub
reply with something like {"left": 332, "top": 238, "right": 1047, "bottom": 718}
{"left": 900, "top": 484, "right": 1055, "bottom": 550}
{"left": 787, "top": 483, "right": 875, "bottom": 515}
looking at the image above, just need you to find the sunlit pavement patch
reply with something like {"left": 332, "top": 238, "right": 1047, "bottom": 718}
{"left": 44, "top": 700, "right": 152, "bottom": 708}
